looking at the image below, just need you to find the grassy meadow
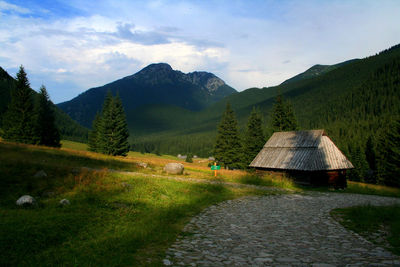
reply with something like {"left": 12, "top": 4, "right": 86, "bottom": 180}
{"left": 1, "top": 140, "right": 399, "bottom": 266}
{"left": 0, "top": 141, "right": 273, "bottom": 266}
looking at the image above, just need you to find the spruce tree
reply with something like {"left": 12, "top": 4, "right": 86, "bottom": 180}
{"left": 376, "top": 118, "right": 400, "bottom": 187}
{"left": 2, "top": 65, "right": 38, "bottom": 144}
{"left": 110, "top": 94, "right": 130, "bottom": 156}
{"left": 88, "top": 112, "right": 101, "bottom": 152}
{"left": 271, "top": 94, "right": 298, "bottom": 131}
{"left": 214, "top": 102, "right": 242, "bottom": 169}
{"left": 35, "top": 85, "right": 60, "bottom": 147}
{"left": 91, "top": 92, "right": 130, "bottom": 156}
{"left": 243, "top": 107, "right": 265, "bottom": 166}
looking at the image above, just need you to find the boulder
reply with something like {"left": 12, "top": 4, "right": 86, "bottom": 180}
{"left": 59, "top": 199, "right": 70, "bottom": 206}
{"left": 138, "top": 162, "right": 148, "bottom": 168}
{"left": 163, "top": 163, "right": 184, "bottom": 175}
{"left": 34, "top": 170, "right": 47, "bottom": 178}
{"left": 16, "top": 195, "right": 36, "bottom": 206}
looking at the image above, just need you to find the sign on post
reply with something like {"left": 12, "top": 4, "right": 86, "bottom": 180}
{"left": 211, "top": 163, "right": 220, "bottom": 176}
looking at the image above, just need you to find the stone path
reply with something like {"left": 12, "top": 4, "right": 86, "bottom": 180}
{"left": 164, "top": 192, "right": 400, "bottom": 266}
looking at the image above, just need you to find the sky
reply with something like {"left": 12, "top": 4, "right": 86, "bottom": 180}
{"left": 0, "top": 0, "right": 399, "bottom": 104}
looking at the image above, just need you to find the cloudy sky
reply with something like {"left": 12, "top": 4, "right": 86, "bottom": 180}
{"left": 1, "top": 0, "right": 399, "bottom": 103}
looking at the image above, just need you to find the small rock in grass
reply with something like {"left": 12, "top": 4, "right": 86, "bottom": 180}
{"left": 59, "top": 199, "right": 70, "bottom": 206}
{"left": 138, "top": 162, "right": 148, "bottom": 168}
{"left": 163, "top": 163, "right": 184, "bottom": 175}
{"left": 16, "top": 195, "right": 36, "bottom": 206}
{"left": 163, "top": 259, "right": 172, "bottom": 266}
{"left": 34, "top": 170, "right": 47, "bottom": 178}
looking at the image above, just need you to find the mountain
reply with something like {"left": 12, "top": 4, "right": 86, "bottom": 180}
{"left": 0, "top": 67, "right": 88, "bottom": 142}
{"left": 58, "top": 63, "right": 237, "bottom": 128}
{"left": 281, "top": 59, "right": 359, "bottom": 85}
{"left": 128, "top": 43, "right": 400, "bottom": 170}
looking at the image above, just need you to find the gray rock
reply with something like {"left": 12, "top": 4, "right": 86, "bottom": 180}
{"left": 16, "top": 195, "right": 36, "bottom": 206}
{"left": 34, "top": 170, "right": 47, "bottom": 178}
{"left": 59, "top": 199, "right": 70, "bottom": 206}
{"left": 164, "top": 163, "right": 184, "bottom": 175}
{"left": 138, "top": 162, "right": 148, "bottom": 168}
{"left": 163, "top": 259, "right": 172, "bottom": 265}
{"left": 208, "top": 157, "right": 215, "bottom": 161}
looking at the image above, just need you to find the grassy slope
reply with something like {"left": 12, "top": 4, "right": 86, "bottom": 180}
{"left": 0, "top": 141, "right": 271, "bottom": 266}
{"left": 1, "top": 141, "right": 399, "bottom": 265}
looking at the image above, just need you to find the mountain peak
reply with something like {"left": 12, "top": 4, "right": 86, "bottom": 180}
{"left": 138, "top": 63, "right": 173, "bottom": 75}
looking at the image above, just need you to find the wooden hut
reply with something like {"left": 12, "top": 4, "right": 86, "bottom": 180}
{"left": 249, "top": 130, "right": 353, "bottom": 188}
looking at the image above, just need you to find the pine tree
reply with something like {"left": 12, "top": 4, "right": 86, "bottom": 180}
{"left": 35, "top": 85, "right": 60, "bottom": 147}
{"left": 2, "top": 66, "right": 38, "bottom": 144}
{"left": 376, "top": 118, "right": 400, "bottom": 187}
{"left": 110, "top": 94, "right": 130, "bottom": 156}
{"left": 243, "top": 107, "right": 265, "bottom": 166}
{"left": 271, "top": 94, "right": 298, "bottom": 131}
{"left": 88, "top": 112, "right": 101, "bottom": 152}
{"left": 91, "top": 92, "right": 130, "bottom": 156}
{"left": 214, "top": 102, "right": 242, "bottom": 169}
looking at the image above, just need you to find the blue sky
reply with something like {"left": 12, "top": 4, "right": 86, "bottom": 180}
{"left": 1, "top": 0, "right": 399, "bottom": 103}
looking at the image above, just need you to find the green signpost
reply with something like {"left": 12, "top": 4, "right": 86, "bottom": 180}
{"left": 211, "top": 165, "right": 221, "bottom": 170}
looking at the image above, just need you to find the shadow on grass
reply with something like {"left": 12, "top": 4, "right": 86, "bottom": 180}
{"left": 0, "top": 166, "right": 236, "bottom": 266}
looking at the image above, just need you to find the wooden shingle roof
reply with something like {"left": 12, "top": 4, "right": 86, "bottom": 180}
{"left": 249, "top": 130, "right": 354, "bottom": 171}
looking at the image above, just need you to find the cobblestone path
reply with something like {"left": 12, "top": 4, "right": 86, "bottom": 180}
{"left": 164, "top": 193, "right": 400, "bottom": 266}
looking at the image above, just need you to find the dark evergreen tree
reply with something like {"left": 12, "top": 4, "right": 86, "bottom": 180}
{"left": 186, "top": 153, "right": 193, "bottom": 163}
{"left": 243, "top": 107, "right": 265, "bottom": 166}
{"left": 109, "top": 94, "right": 130, "bottom": 156}
{"left": 91, "top": 92, "right": 130, "bottom": 156}
{"left": 2, "top": 66, "right": 38, "bottom": 144}
{"left": 364, "top": 135, "right": 377, "bottom": 183}
{"left": 88, "top": 112, "right": 101, "bottom": 152}
{"left": 214, "top": 102, "right": 242, "bottom": 169}
{"left": 365, "top": 136, "right": 376, "bottom": 171}
{"left": 376, "top": 118, "right": 400, "bottom": 187}
{"left": 271, "top": 94, "right": 298, "bottom": 131}
{"left": 35, "top": 85, "right": 60, "bottom": 147}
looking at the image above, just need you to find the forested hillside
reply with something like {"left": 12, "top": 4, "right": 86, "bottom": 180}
{"left": 0, "top": 67, "right": 88, "bottom": 142}
{"left": 58, "top": 63, "right": 237, "bottom": 128}
{"left": 131, "top": 44, "right": 400, "bottom": 183}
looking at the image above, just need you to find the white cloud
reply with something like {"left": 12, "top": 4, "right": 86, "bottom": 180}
{"left": 0, "top": 0, "right": 399, "bottom": 102}
{"left": 0, "top": 1, "right": 30, "bottom": 14}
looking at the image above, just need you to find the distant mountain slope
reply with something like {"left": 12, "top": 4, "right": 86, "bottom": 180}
{"left": 129, "top": 44, "right": 400, "bottom": 163}
{"left": 0, "top": 67, "right": 88, "bottom": 142}
{"left": 58, "top": 63, "right": 237, "bottom": 128}
{"left": 281, "top": 59, "right": 359, "bottom": 85}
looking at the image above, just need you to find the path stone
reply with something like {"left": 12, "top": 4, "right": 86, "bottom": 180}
{"left": 164, "top": 192, "right": 400, "bottom": 266}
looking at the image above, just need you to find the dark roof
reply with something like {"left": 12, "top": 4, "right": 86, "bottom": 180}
{"left": 250, "top": 130, "right": 353, "bottom": 171}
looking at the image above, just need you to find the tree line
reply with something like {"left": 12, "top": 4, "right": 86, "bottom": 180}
{"left": 214, "top": 94, "right": 297, "bottom": 169}
{"left": 1, "top": 66, "right": 130, "bottom": 158}
{"left": 1, "top": 66, "right": 60, "bottom": 147}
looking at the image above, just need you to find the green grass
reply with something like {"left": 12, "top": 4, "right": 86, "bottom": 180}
{"left": 0, "top": 141, "right": 270, "bottom": 266}
{"left": 332, "top": 205, "right": 400, "bottom": 255}
{"left": 61, "top": 139, "right": 88, "bottom": 151}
